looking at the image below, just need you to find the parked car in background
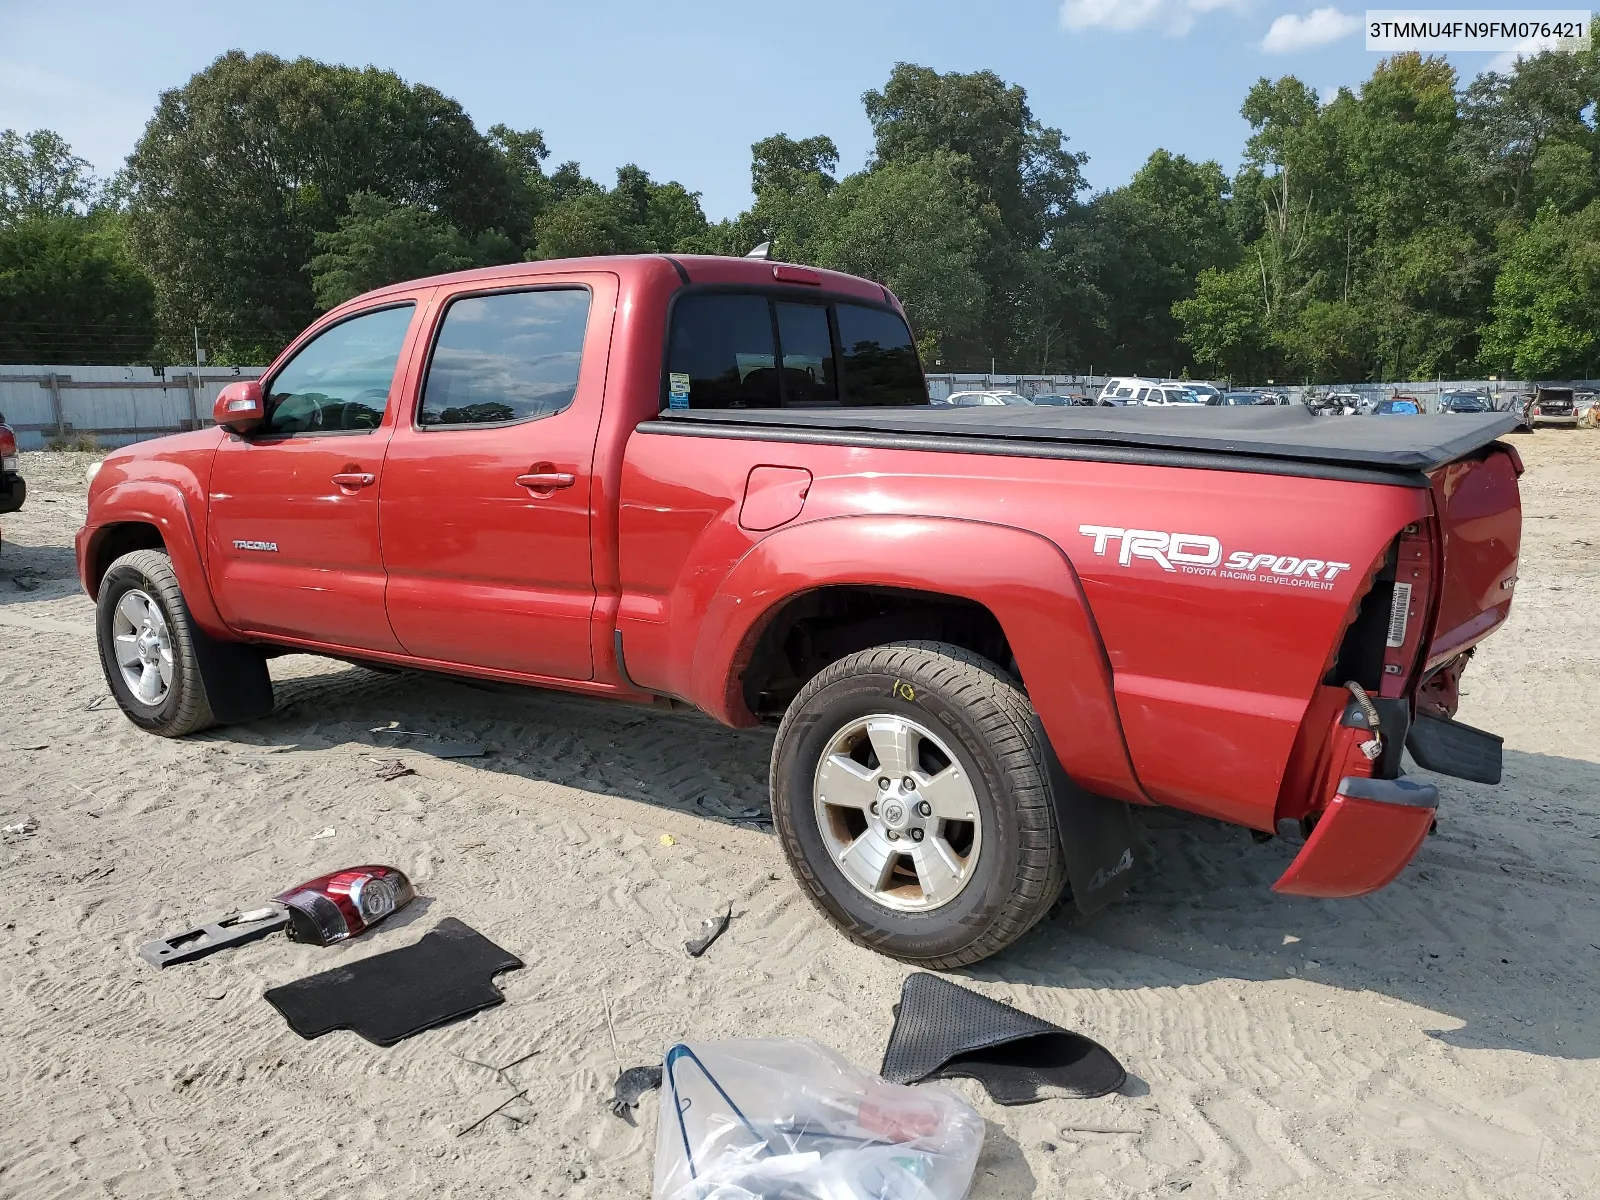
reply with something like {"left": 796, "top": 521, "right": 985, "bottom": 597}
{"left": 1097, "top": 376, "right": 1162, "bottom": 403}
{"left": 1307, "top": 393, "right": 1363, "bottom": 417}
{"left": 1529, "top": 386, "right": 1578, "bottom": 427}
{"left": 1030, "top": 393, "right": 1094, "bottom": 407}
{"left": 1211, "top": 391, "right": 1265, "bottom": 405}
{"left": 936, "top": 390, "right": 1033, "bottom": 407}
{"left": 1374, "top": 398, "right": 1422, "bottom": 416}
{"left": 1439, "top": 391, "right": 1490, "bottom": 414}
{"left": 1257, "top": 391, "right": 1291, "bottom": 405}
{"left": 1143, "top": 385, "right": 1204, "bottom": 406}
{"left": 0, "top": 412, "right": 24, "bottom": 513}
{"left": 1184, "top": 384, "right": 1223, "bottom": 403}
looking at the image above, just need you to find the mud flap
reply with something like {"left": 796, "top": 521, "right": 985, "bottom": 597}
{"left": 1406, "top": 713, "right": 1502, "bottom": 785}
{"left": 191, "top": 623, "right": 275, "bottom": 725}
{"left": 1034, "top": 718, "right": 1139, "bottom": 914}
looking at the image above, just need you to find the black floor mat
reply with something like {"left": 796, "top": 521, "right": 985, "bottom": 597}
{"left": 880, "top": 972, "right": 1126, "bottom": 1104}
{"left": 264, "top": 918, "right": 523, "bottom": 1047}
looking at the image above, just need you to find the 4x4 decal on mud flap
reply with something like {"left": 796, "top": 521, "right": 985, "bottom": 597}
{"left": 1077, "top": 525, "right": 1351, "bottom": 591}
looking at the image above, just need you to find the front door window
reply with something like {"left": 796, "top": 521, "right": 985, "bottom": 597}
{"left": 263, "top": 305, "right": 414, "bottom": 435}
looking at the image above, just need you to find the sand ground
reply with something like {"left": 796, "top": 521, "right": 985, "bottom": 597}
{"left": 0, "top": 434, "right": 1596, "bottom": 1199}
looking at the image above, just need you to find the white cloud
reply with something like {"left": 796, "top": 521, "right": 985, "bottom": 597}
{"left": 1485, "top": 35, "right": 1560, "bottom": 74}
{"left": 1059, "top": 0, "right": 1244, "bottom": 37}
{"left": 1260, "top": 7, "right": 1361, "bottom": 53}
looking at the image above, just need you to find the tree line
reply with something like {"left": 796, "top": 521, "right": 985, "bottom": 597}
{"left": 4, "top": 40, "right": 1600, "bottom": 381}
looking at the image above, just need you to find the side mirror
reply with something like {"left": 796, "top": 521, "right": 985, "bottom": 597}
{"left": 214, "top": 380, "right": 265, "bottom": 435}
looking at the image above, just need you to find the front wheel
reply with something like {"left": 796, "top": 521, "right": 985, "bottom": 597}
{"left": 770, "top": 641, "right": 1066, "bottom": 968}
{"left": 96, "top": 549, "right": 219, "bottom": 737}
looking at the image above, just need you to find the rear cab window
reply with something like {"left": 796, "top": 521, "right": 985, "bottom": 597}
{"left": 665, "top": 292, "right": 924, "bottom": 410}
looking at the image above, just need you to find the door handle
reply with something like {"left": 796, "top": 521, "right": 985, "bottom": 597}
{"left": 515, "top": 471, "right": 576, "bottom": 492}
{"left": 332, "top": 471, "right": 376, "bottom": 488}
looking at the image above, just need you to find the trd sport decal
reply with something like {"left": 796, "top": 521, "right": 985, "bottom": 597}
{"left": 1077, "top": 525, "right": 1351, "bottom": 591}
{"left": 232, "top": 539, "right": 278, "bottom": 552}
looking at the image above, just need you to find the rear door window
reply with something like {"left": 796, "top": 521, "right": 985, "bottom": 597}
{"left": 420, "top": 288, "right": 591, "bottom": 427}
{"left": 835, "top": 304, "right": 922, "bottom": 406}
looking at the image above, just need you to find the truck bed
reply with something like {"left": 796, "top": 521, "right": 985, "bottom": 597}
{"left": 648, "top": 405, "right": 1520, "bottom": 484}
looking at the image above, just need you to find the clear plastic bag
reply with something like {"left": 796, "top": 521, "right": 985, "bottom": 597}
{"left": 652, "top": 1037, "right": 984, "bottom": 1200}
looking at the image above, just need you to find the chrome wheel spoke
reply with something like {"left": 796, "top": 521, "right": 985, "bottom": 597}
{"left": 157, "top": 648, "right": 174, "bottom": 688}
{"left": 116, "top": 591, "right": 150, "bottom": 630}
{"left": 915, "top": 765, "right": 974, "bottom": 821}
{"left": 137, "top": 662, "right": 163, "bottom": 704}
{"left": 865, "top": 717, "right": 915, "bottom": 778}
{"left": 911, "top": 840, "right": 966, "bottom": 906}
{"left": 113, "top": 632, "right": 142, "bottom": 669}
{"left": 837, "top": 829, "right": 896, "bottom": 895}
{"left": 815, "top": 753, "right": 880, "bottom": 812}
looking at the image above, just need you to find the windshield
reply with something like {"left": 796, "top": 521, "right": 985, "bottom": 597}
{"left": 996, "top": 393, "right": 1031, "bottom": 405}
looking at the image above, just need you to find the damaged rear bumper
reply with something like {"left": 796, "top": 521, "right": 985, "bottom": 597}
{"left": 1273, "top": 777, "right": 1438, "bottom": 899}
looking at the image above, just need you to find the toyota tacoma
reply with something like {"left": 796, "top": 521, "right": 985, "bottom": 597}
{"left": 77, "top": 254, "right": 1523, "bottom": 966}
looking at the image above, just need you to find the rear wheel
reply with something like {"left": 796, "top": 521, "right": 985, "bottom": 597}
{"left": 96, "top": 550, "right": 218, "bottom": 737}
{"left": 771, "top": 641, "right": 1066, "bottom": 967}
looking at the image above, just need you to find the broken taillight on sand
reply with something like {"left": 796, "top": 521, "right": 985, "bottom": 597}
{"left": 137, "top": 864, "right": 415, "bottom": 967}
{"left": 277, "top": 865, "right": 415, "bottom": 945}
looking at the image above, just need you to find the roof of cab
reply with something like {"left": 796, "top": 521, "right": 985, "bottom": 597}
{"left": 351, "top": 253, "right": 892, "bottom": 308}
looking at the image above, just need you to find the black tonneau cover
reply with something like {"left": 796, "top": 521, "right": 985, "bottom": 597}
{"left": 655, "top": 404, "right": 1517, "bottom": 474}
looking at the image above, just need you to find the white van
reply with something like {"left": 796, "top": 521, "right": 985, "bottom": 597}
{"left": 1097, "top": 377, "right": 1162, "bottom": 405}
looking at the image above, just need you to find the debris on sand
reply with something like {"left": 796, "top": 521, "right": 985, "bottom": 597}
{"left": 685, "top": 904, "right": 732, "bottom": 958}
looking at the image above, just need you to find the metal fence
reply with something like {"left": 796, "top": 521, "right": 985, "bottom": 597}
{"left": 0, "top": 365, "right": 266, "bottom": 450}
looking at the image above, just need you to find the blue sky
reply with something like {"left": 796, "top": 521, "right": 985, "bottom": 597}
{"left": 0, "top": 0, "right": 1528, "bottom": 219}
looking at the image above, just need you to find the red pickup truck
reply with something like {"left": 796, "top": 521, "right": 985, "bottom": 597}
{"left": 77, "top": 255, "right": 1522, "bottom": 966}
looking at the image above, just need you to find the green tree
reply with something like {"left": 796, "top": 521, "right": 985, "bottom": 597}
{"left": 529, "top": 164, "right": 708, "bottom": 259}
{"left": 0, "top": 128, "right": 97, "bottom": 223}
{"left": 1174, "top": 264, "right": 1277, "bottom": 380}
{"left": 1479, "top": 201, "right": 1600, "bottom": 376}
{"left": 308, "top": 192, "right": 515, "bottom": 310}
{"left": 125, "top": 51, "right": 523, "bottom": 362}
{"left": 860, "top": 64, "right": 1090, "bottom": 367}
{"left": 1087, "top": 151, "right": 1238, "bottom": 373}
{"left": 812, "top": 155, "right": 988, "bottom": 362}
{"left": 0, "top": 213, "right": 156, "bottom": 363}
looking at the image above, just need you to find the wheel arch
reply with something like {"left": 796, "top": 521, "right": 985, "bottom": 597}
{"left": 691, "top": 514, "right": 1149, "bottom": 805}
{"left": 81, "top": 480, "right": 228, "bottom": 638}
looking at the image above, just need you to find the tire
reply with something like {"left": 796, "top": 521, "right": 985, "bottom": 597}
{"left": 96, "top": 549, "right": 219, "bottom": 737}
{"left": 770, "top": 640, "right": 1066, "bottom": 968}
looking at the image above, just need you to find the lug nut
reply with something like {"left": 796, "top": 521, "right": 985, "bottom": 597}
{"left": 916, "top": 801, "right": 932, "bottom": 817}
{"left": 902, "top": 777, "right": 916, "bottom": 790}
{"left": 910, "top": 828, "right": 924, "bottom": 842}
{"left": 886, "top": 830, "right": 900, "bottom": 841}
{"left": 878, "top": 777, "right": 890, "bottom": 790}
{"left": 869, "top": 801, "right": 878, "bottom": 815}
